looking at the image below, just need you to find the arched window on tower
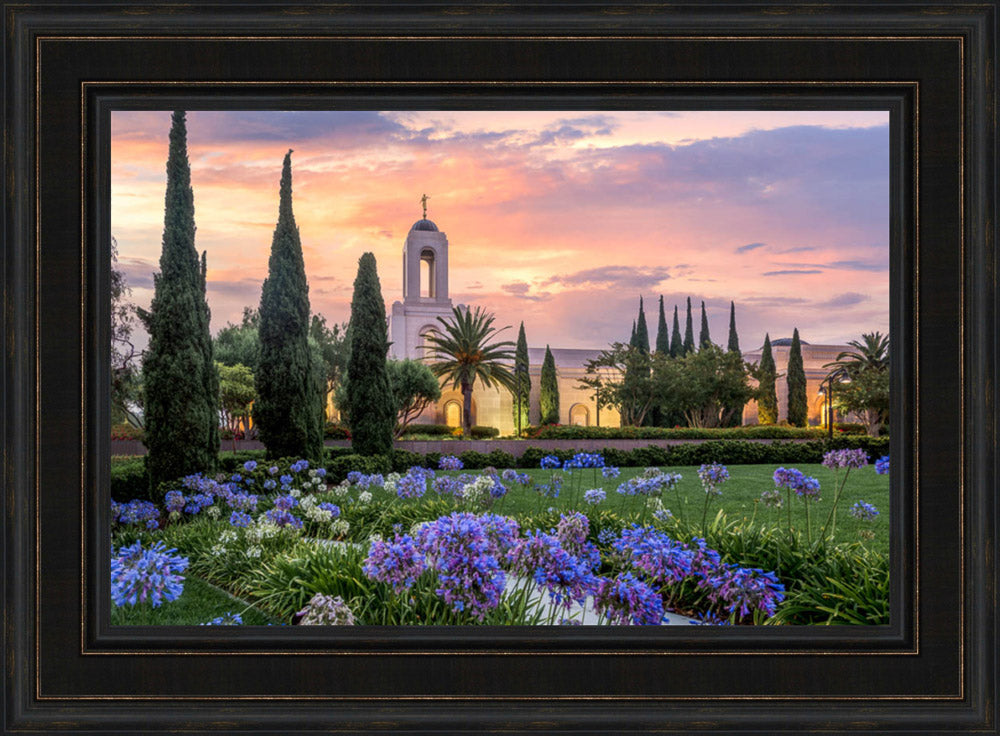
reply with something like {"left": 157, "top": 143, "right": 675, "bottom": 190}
{"left": 420, "top": 248, "right": 436, "bottom": 299}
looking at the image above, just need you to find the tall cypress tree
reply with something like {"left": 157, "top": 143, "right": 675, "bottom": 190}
{"left": 757, "top": 333, "right": 778, "bottom": 425}
{"left": 141, "top": 110, "right": 219, "bottom": 492}
{"left": 786, "top": 327, "right": 808, "bottom": 427}
{"left": 512, "top": 322, "right": 531, "bottom": 434}
{"left": 669, "top": 305, "right": 682, "bottom": 358}
{"left": 727, "top": 301, "right": 740, "bottom": 354}
{"left": 683, "top": 297, "right": 695, "bottom": 355}
{"left": 630, "top": 320, "right": 636, "bottom": 345}
{"left": 723, "top": 301, "right": 743, "bottom": 427}
{"left": 699, "top": 300, "right": 712, "bottom": 349}
{"left": 539, "top": 345, "right": 560, "bottom": 425}
{"left": 344, "top": 253, "right": 395, "bottom": 455}
{"left": 254, "top": 150, "right": 323, "bottom": 460}
{"left": 655, "top": 295, "right": 669, "bottom": 353}
{"left": 634, "top": 297, "right": 650, "bottom": 354}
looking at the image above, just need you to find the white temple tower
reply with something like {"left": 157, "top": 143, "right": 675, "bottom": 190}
{"left": 389, "top": 215, "right": 454, "bottom": 360}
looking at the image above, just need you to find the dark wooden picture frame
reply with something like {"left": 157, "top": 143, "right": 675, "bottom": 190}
{"left": 3, "top": 2, "right": 997, "bottom": 733}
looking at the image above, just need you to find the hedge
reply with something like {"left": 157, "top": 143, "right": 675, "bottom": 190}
{"left": 525, "top": 424, "right": 857, "bottom": 441}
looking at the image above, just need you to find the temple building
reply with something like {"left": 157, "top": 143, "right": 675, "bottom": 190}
{"left": 387, "top": 213, "right": 852, "bottom": 434}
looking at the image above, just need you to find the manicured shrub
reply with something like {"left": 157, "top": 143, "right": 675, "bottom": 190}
{"left": 111, "top": 424, "right": 145, "bottom": 441}
{"left": 324, "top": 423, "right": 351, "bottom": 440}
{"left": 470, "top": 425, "right": 500, "bottom": 439}
{"left": 399, "top": 423, "right": 454, "bottom": 437}
{"left": 326, "top": 453, "right": 392, "bottom": 483}
{"left": 527, "top": 424, "right": 829, "bottom": 440}
{"left": 485, "top": 449, "right": 516, "bottom": 469}
{"left": 390, "top": 449, "right": 427, "bottom": 473}
{"left": 217, "top": 450, "right": 267, "bottom": 473}
{"left": 110, "top": 458, "right": 151, "bottom": 502}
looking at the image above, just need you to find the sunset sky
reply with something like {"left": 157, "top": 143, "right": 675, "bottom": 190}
{"left": 111, "top": 110, "right": 889, "bottom": 352}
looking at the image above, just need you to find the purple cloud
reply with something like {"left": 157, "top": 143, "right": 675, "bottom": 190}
{"left": 736, "top": 242, "right": 767, "bottom": 253}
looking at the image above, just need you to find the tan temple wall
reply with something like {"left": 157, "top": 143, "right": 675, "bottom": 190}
{"left": 741, "top": 343, "right": 848, "bottom": 426}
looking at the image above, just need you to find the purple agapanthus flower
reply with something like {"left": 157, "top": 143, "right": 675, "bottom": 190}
{"left": 438, "top": 455, "right": 464, "bottom": 471}
{"left": 822, "top": 448, "right": 869, "bottom": 470}
{"left": 850, "top": 500, "right": 880, "bottom": 521}
{"left": 363, "top": 533, "right": 427, "bottom": 593}
{"left": 593, "top": 572, "right": 664, "bottom": 625}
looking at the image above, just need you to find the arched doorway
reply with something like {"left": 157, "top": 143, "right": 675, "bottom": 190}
{"left": 444, "top": 400, "right": 462, "bottom": 428}
{"left": 569, "top": 403, "right": 590, "bottom": 427}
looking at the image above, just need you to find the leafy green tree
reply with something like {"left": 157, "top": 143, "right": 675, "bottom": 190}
{"left": 217, "top": 362, "right": 255, "bottom": 452}
{"left": 310, "top": 314, "right": 350, "bottom": 421}
{"left": 214, "top": 307, "right": 260, "bottom": 371}
{"left": 683, "top": 296, "right": 695, "bottom": 355}
{"left": 386, "top": 359, "right": 442, "bottom": 437}
{"left": 723, "top": 300, "right": 743, "bottom": 427}
{"left": 755, "top": 333, "right": 779, "bottom": 424}
{"left": 654, "top": 346, "right": 756, "bottom": 428}
{"left": 511, "top": 322, "right": 531, "bottom": 434}
{"left": 786, "top": 328, "right": 808, "bottom": 427}
{"left": 539, "top": 345, "right": 560, "bottom": 425}
{"left": 699, "top": 301, "right": 712, "bottom": 349}
{"left": 579, "top": 343, "right": 654, "bottom": 427}
{"left": 669, "top": 305, "right": 682, "bottom": 358}
{"left": 343, "top": 252, "right": 396, "bottom": 455}
{"left": 139, "top": 111, "right": 219, "bottom": 490}
{"left": 655, "top": 296, "right": 669, "bottom": 354}
{"left": 831, "top": 367, "right": 889, "bottom": 437}
{"left": 425, "top": 305, "right": 516, "bottom": 437}
{"left": 254, "top": 150, "right": 323, "bottom": 460}
{"left": 823, "top": 331, "right": 890, "bottom": 436}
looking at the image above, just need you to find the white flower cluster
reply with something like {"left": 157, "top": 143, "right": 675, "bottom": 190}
{"left": 460, "top": 475, "right": 494, "bottom": 508}
{"left": 247, "top": 517, "right": 281, "bottom": 543}
{"left": 329, "top": 519, "right": 350, "bottom": 538}
{"left": 648, "top": 497, "right": 673, "bottom": 522}
{"left": 358, "top": 491, "right": 372, "bottom": 504}
{"left": 330, "top": 481, "right": 351, "bottom": 499}
{"left": 300, "top": 495, "right": 337, "bottom": 524}
{"left": 206, "top": 505, "right": 221, "bottom": 519}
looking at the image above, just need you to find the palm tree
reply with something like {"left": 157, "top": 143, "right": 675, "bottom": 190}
{"left": 423, "top": 306, "right": 517, "bottom": 436}
{"left": 823, "top": 331, "right": 889, "bottom": 376}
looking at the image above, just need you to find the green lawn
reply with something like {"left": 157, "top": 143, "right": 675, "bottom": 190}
{"left": 433, "top": 463, "right": 888, "bottom": 553}
{"left": 110, "top": 574, "right": 279, "bottom": 626}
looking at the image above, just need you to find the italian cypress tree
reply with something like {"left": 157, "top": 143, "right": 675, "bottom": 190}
{"left": 786, "top": 327, "right": 808, "bottom": 427}
{"left": 254, "top": 150, "right": 323, "bottom": 460}
{"left": 343, "top": 253, "right": 395, "bottom": 455}
{"left": 757, "top": 333, "right": 778, "bottom": 425}
{"left": 634, "top": 297, "right": 650, "bottom": 354}
{"left": 630, "top": 320, "right": 636, "bottom": 345}
{"left": 669, "top": 305, "right": 682, "bottom": 358}
{"left": 539, "top": 345, "right": 560, "bottom": 425}
{"left": 683, "top": 297, "right": 695, "bottom": 355}
{"left": 655, "top": 296, "right": 669, "bottom": 353}
{"left": 699, "top": 300, "right": 712, "bottom": 349}
{"left": 723, "top": 301, "right": 743, "bottom": 427}
{"left": 727, "top": 301, "right": 740, "bottom": 354}
{"left": 512, "top": 322, "right": 531, "bottom": 434}
{"left": 141, "top": 110, "right": 219, "bottom": 491}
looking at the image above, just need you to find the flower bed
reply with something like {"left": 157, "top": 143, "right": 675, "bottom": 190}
{"left": 110, "top": 451, "right": 890, "bottom": 627}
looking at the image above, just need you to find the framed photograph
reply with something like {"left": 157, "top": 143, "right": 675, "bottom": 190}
{"left": 4, "top": 1, "right": 996, "bottom": 733}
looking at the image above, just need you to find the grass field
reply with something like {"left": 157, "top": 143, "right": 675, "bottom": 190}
{"left": 110, "top": 575, "right": 278, "bottom": 626}
{"left": 419, "top": 463, "right": 889, "bottom": 554}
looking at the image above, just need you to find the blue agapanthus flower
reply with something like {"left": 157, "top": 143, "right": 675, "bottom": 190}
{"left": 875, "top": 455, "right": 889, "bottom": 475}
{"left": 540, "top": 455, "right": 562, "bottom": 469}
{"left": 111, "top": 540, "right": 188, "bottom": 608}
{"left": 850, "top": 500, "right": 880, "bottom": 521}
